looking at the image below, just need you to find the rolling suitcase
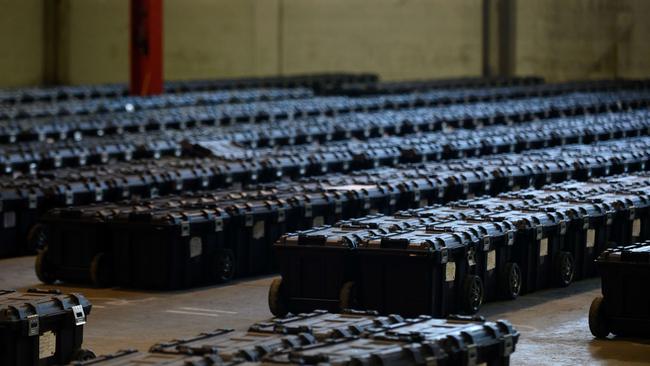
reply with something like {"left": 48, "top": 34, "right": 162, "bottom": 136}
{"left": 369, "top": 315, "right": 519, "bottom": 366}
{"left": 481, "top": 210, "right": 568, "bottom": 293}
{"left": 270, "top": 225, "right": 387, "bottom": 316}
{"left": 535, "top": 201, "right": 612, "bottom": 279}
{"left": 582, "top": 192, "right": 650, "bottom": 247}
{"left": 0, "top": 288, "right": 94, "bottom": 366}
{"left": 356, "top": 227, "right": 483, "bottom": 317}
{"left": 109, "top": 206, "right": 232, "bottom": 289}
{"left": 226, "top": 197, "right": 295, "bottom": 277}
{"left": 590, "top": 242, "right": 650, "bottom": 338}
{"left": 426, "top": 220, "right": 517, "bottom": 301}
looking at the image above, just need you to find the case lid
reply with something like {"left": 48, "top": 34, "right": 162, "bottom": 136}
{"left": 598, "top": 242, "right": 650, "bottom": 264}
{"left": 0, "top": 288, "right": 91, "bottom": 333}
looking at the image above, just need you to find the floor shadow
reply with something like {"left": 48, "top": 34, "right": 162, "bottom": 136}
{"left": 17, "top": 273, "right": 279, "bottom": 297}
{"left": 479, "top": 278, "right": 601, "bottom": 318}
{"left": 588, "top": 337, "right": 650, "bottom": 363}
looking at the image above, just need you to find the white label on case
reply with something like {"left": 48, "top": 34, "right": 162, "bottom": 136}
{"left": 539, "top": 238, "right": 548, "bottom": 257}
{"left": 632, "top": 219, "right": 641, "bottom": 237}
{"left": 39, "top": 331, "right": 56, "bottom": 359}
{"left": 3, "top": 211, "right": 15, "bottom": 228}
{"left": 487, "top": 250, "right": 496, "bottom": 271}
{"left": 445, "top": 262, "right": 456, "bottom": 282}
{"left": 252, "top": 221, "right": 265, "bottom": 240}
{"left": 312, "top": 216, "right": 325, "bottom": 227}
{"left": 586, "top": 229, "right": 596, "bottom": 248}
{"left": 189, "top": 237, "right": 202, "bottom": 258}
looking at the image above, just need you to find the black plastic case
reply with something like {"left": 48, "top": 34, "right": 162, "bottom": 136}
{"left": 590, "top": 242, "right": 650, "bottom": 338}
{"left": 0, "top": 288, "right": 93, "bottom": 366}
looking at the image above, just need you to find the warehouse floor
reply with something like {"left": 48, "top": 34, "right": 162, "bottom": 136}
{"left": 2, "top": 255, "right": 649, "bottom": 365}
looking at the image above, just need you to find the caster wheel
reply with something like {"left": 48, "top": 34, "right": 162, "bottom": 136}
{"left": 554, "top": 251, "right": 575, "bottom": 287}
{"left": 89, "top": 253, "right": 112, "bottom": 287}
{"left": 499, "top": 262, "right": 522, "bottom": 300}
{"left": 589, "top": 296, "right": 610, "bottom": 339}
{"left": 26, "top": 224, "right": 47, "bottom": 253}
{"left": 461, "top": 275, "right": 484, "bottom": 314}
{"left": 215, "top": 249, "right": 236, "bottom": 283}
{"left": 268, "top": 278, "right": 288, "bottom": 317}
{"left": 72, "top": 348, "right": 96, "bottom": 361}
{"left": 35, "top": 248, "right": 56, "bottom": 284}
{"left": 339, "top": 281, "right": 358, "bottom": 311}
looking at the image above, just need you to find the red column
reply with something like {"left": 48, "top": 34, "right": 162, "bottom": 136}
{"left": 130, "top": 0, "right": 163, "bottom": 95}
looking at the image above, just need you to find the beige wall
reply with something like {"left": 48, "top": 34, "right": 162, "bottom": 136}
{"left": 515, "top": 0, "right": 650, "bottom": 82}
{"left": 0, "top": 0, "right": 43, "bottom": 87}
{"left": 56, "top": 0, "right": 128, "bottom": 85}
{"left": 280, "top": 0, "right": 482, "bottom": 80}
{"left": 0, "top": 0, "right": 649, "bottom": 87}
{"left": 44, "top": 0, "right": 484, "bottom": 85}
{"left": 163, "top": 0, "right": 279, "bottom": 81}
{"left": 618, "top": 0, "right": 650, "bottom": 79}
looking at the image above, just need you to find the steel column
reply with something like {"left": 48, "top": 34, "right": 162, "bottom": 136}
{"left": 130, "top": 0, "right": 163, "bottom": 95}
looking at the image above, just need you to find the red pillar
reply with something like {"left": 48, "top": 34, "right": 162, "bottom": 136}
{"left": 130, "top": 0, "right": 163, "bottom": 95}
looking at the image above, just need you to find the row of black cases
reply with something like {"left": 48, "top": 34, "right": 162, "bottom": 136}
{"left": 68, "top": 310, "right": 519, "bottom": 366}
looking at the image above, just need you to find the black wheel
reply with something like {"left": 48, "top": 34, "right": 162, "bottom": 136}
{"left": 339, "top": 281, "right": 358, "bottom": 311}
{"left": 499, "top": 262, "right": 522, "bottom": 300}
{"left": 89, "top": 253, "right": 111, "bottom": 287}
{"left": 589, "top": 296, "right": 610, "bottom": 339}
{"left": 461, "top": 275, "right": 484, "bottom": 314}
{"left": 268, "top": 278, "right": 288, "bottom": 317}
{"left": 35, "top": 248, "right": 56, "bottom": 284}
{"left": 554, "top": 251, "right": 575, "bottom": 287}
{"left": 72, "top": 348, "right": 96, "bottom": 361}
{"left": 26, "top": 224, "right": 47, "bottom": 253}
{"left": 215, "top": 249, "right": 236, "bottom": 283}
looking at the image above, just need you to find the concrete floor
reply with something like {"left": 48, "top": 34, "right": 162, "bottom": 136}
{"left": 2, "top": 255, "right": 649, "bottom": 365}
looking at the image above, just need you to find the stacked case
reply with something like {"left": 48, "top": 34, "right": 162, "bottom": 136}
{"left": 271, "top": 172, "right": 650, "bottom": 317}
{"left": 33, "top": 141, "right": 650, "bottom": 289}
{"left": 0, "top": 289, "right": 93, "bottom": 366}
{"left": 67, "top": 310, "right": 519, "bottom": 366}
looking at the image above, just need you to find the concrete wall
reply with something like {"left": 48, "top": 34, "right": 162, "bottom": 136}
{"left": 45, "top": 0, "right": 484, "bottom": 85}
{"left": 163, "top": 0, "right": 279, "bottom": 81}
{"left": 0, "top": 0, "right": 649, "bottom": 86}
{"left": 618, "top": 0, "right": 650, "bottom": 79}
{"left": 515, "top": 0, "right": 650, "bottom": 81}
{"left": 280, "top": 0, "right": 482, "bottom": 80}
{"left": 56, "top": 0, "right": 128, "bottom": 85}
{"left": 0, "top": 0, "right": 43, "bottom": 87}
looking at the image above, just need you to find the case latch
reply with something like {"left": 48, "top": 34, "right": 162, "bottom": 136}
{"left": 466, "top": 343, "right": 478, "bottom": 366}
{"left": 72, "top": 305, "right": 86, "bottom": 326}
{"left": 502, "top": 334, "right": 514, "bottom": 357}
{"left": 181, "top": 221, "right": 190, "bottom": 237}
{"left": 27, "top": 314, "right": 39, "bottom": 336}
{"left": 214, "top": 217, "right": 223, "bottom": 232}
